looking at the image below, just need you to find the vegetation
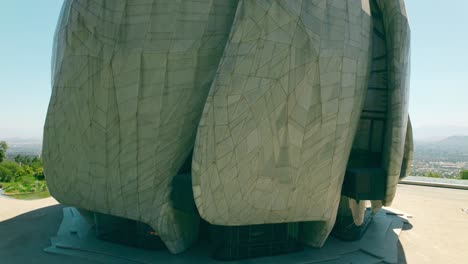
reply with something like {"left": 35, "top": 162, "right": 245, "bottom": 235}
{"left": 459, "top": 170, "right": 468, "bottom": 180}
{"left": 0, "top": 141, "right": 48, "bottom": 197}
{"left": 1, "top": 175, "right": 48, "bottom": 194}
{"left": 425, "top": 171, "right": 442, "bottom": 178}
{"left": 0, "top": 141, "right": 7, "bottom": 163}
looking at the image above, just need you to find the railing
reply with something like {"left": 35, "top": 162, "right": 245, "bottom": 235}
{"left": 400, "top": 176, "right": 468, "bottom": 190}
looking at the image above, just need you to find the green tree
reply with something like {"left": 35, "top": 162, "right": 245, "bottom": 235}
{"left": 14, "top": 154, "right": 33, "bottom": 166}
{"left": 34, "top": 167, "right": 45, "bottom": 180}
{"left": 0, "top": 161, "right": 21, "bottom": 182}
{"left": 23, "top": 165, "right": 34, "bottom": 175}
{"left": 460, "top": 170, "right": 468, "bottom": 180}
{"left": 15, "top": 168, "right": 26, "bottom": 177}
{"left": 0, "top": 165, "right": 13, "bottom": 182}
{"left": 426, "top": 171, "right": 441, "bottom": 178}
{"left": 30, "top": 156, "right": 43, "bottom": 170}
{"left": 0, "top": 141, "right": 7, "bottom": 163}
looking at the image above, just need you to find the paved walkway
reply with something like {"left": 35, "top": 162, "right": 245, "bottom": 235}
{"left": 0, "top": 196, "right": 58, "bottom": 222}
{"left": 392, "top": 184, "right": 468, "bottom": 263}
{"left": 0, "top": 196, "right": 92, "bottom": 264}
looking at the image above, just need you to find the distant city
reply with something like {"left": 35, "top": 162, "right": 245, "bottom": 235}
{"left": 2, "top": 138, "right": 42, "bottom": 159}
{"left": 412, "top": 136, "right": 468, "bottom": 178}
{"left": 2, "top": 134, "right": 468, "bottom": 179}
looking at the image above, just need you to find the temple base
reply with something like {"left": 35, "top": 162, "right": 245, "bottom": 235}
{"left": 210, "top": 222, "right": 303, "bottom": 261}
{"left": 94, "top": 212, "right": 166, "bottom": 250}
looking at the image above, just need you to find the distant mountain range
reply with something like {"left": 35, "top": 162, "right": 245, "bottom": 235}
{"left": 413, "top": 126, "right": 468, "bottom": 142}
{"left": 414, "top": 136, "right": 468, "bottom": 162}
{"left": 434, "top": 136, "right": 468, "bottom": 149}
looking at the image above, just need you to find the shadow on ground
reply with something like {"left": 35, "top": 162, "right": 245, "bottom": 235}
{"left": 398, "top": 240, "right": 407, "bottom": 264}
{"left": 397, "top": 222, "right": 412, "bottom": 264}
{"left": 0, "top": 204, "right": 96, "bottom": 264}
{"left": 1, "top": 205, "right": 409, "bottom": 264}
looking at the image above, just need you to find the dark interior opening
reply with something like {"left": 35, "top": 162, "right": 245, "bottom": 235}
{"left": 209, "top": 222, "right": 303, "bottom": 261}
{"left": 342, "top": 0, "right": 389, "bottom": 202}
{"left": 334, "top": 0, "right": 389, "bottom": 241}
{"left": 94, "top": 212, "right": 167, "bottom": 250}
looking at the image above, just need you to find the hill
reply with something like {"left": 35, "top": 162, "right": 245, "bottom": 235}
{"left": 412, "top": 136, "right": 468, "bottom": 178}
{"left": 415, "top": 136, "right": 468, "bottom": 162}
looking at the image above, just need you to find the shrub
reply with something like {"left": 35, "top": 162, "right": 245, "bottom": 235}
{"left": 2, "top": 179, "right": 48, "bottom": 194}
{"left": 34, "top": 167, "right": 45, "bottom": 180}
{"left": 426, "top": 171, "right": 441, "bottom": 178}
{"left": 30, "top": 157, "right": 43, "bottom": 170}
{"left": 15, "top": 168, "right": 26, "bottom": 177}
{"left": 460, "top": 170, "right": 468, "bottom": 180}
{"left": 23, "top": 165, "right": 34, "bottom": 175}
{"left": 0, "top": 161, "right": 22, "bottom": 182}
{"left": 0, "top": 166, "right": 13, "bottom": 182}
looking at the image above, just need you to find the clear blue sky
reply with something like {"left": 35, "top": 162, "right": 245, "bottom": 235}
{"left": 0, "top": 1, "right": 63, "bottom": 138}
{"left": 0, "top": 0, "right": 467, "bottom": 139}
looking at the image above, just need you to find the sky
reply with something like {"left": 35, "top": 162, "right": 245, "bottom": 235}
{"left": 0, "top": 0, "right": 467, "bottom": 140}
{"left": 0, "top": 1, "right": 63, "bottom": 138}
